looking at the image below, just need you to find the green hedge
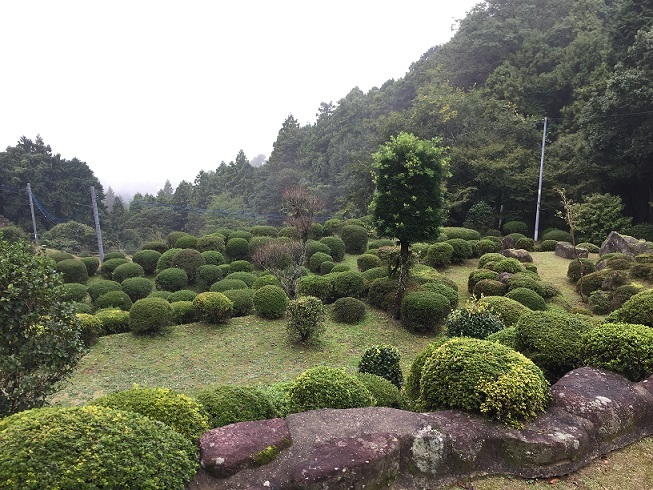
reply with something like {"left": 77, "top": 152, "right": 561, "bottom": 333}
{"left": 155, "top": 267, "right": 189, "bottom": 292}
{"left": 192, "top": 292, "right": 233, "bottom": 324}
{"left": 129, "top": 297, "right": 173, "bottom": 333}
{"left": 132, "top": 249, "right": 162, "bottom": 275}
{"left": 194, "top": 385, "right": 276, "bottom": 428}
{"left": 112, "top": 262, "right": 145, "bottom": 283}
{"left": 253, "top": 285, "right": 289, "bottom": 319}
{"left": 289, "top": 366, "right": 374, "bottom": 412}
{"left": 56, "top": 258, "right": 89, "bottom": 283}
{"left": 357, "top": 344, "right": 403, "bottom": 388}
{"left": 400, "top": 291, "right": 451, "bottom": 333}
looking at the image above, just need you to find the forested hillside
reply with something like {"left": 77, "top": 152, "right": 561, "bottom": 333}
{"left": 1, "top": 0, "right": 651, "bottom": 247}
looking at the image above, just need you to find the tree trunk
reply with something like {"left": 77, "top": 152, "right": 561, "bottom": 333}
{"left": 391, "top": 240, "right": 410, "bottom": 320}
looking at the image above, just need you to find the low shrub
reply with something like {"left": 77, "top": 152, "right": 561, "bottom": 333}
{"left": 195, "top": 385, "right": 277, "bottom": 428}
{"left": 91, "top": 387, "right": 209, "bottom": 442}
{"left": 196, "top": 234, "right": 225, "bottom": 253}
{"left": 331, "top": 264, "right": 350, "bottom": 273}
{"left": 542, "top": 229, "right": 572, "bottom": 242}
{"left": 96, "top": 290, "right": 133, "bottom": 311}
{"left": 112, "top": 262, "right": 145, "bottom": 283}
{"left": 502, "top": 220, "right": 528, "bottom": 235}
{"left": 446, "top": 238, "right": 474, "bottom": 264}
{"left": 230, "top": 230, "right": 253, "bottom": 242}
{"left": 297, "top": 275, "right": 332, "bottom": 302}
{"left": 76, "top": 313, "right": 104, "bottom": 346}
{"left": 604, "top": 254, "right": 635, "bottom": 271}
{"left": 340, "top": 225, "right": 368, "bottom": 254}
{"left": 477, "top": 295, "right": 530, "bottom": 327}
{"left": 174, "top": 234, "right": 198, "bottom": 249}
{"left": 222, "top": 289, "right": 255, "bottom": 317}
{"left": 418, "top": 337, "right": 550, "bottom": 428}
{"left": 368, "top": 277, "right": 399, "bottom": 311}
{"left": 120, "top": 277, "right": 154, "bottom": 302}
{"left": 309, "top": 251, "right": 333, "bottom": 273}
{"left": 305, "top": 239, "right": 331, "bottom": 260}
{"left": 357, "top": 253, "right": 383, "bottom": 272}
{"left": 56, "top": 258, "right": 89, "bottom": 283}
{"left": 473, "top": 279, "right": 507, "bottom": 297}
{"left": 228, "top": 260, "right": 253, "bottom": 273}
{"left": 331, "top": 270, "right": 365, "bottom": 299}
{"left": 491, "top": 257, "right": 524, "bottom": 274}
{"left": 171, "top": 248, "right": 206, "bottom": 283}
{"left": 287, "top": 296, "right": 326, "bottom": 343}
{"left": 605, "top": 290, "right": 653, "bottom": 327}
{"left": 420, "top": 282, "right": 458, "bottom": 308}
{"left": 60, "top": 282, "right": 88, "bottom": 302}
{"left": 514, "top": 237, "right": 535, "bottom": 251}
{"left": 148, "top": 290, "right": 171, "bottom": 300}
{"left": 99, "top": 258, "right": 129, "bottom": 279}
{"left": 424, "top": 242, "right": 455, "bottom": 268}
{"left": 577, "top": 242, "right": 600, "bottom": 253}
{"left": 577, "top": 269, "right": 627, "bottom": 298}
{"left": 46, "top": 250, "right": 75, "bottom": 262}
{"left": 506, "top": 274, "right": 545, "bottom": 296}
{"left": 142, "top": 241, "right": 168, "bottom": 253}
{"left": 368, "top": 238, "right": 395, "bottom": 250}
{"left": 196, "top": 264, "right": 223, "bottom": 290}
{"left": 358, "top": 345, "right": 403, "bottom": 388}
{"left": 581, "top": 322, "right": 653, "bottom": 381}
{"left": 193, "top": 292, "right": 233, "bottom": 324}
{"left": 155, "top": 267, "right": 189, "bottom": 292}
{"left": 478, "top": 252, "right": 505, "bottom": 268}
{"left": 132, "top": 249, "right": 161, "bottom": 275}
{"left": 630, "top": 262, "right": 653, "bottom": 279}
{"left": 538, "top": 239, "right": 558, "bottom": 252}
{"left": 201, "top": 250, "right": 226, "bottom": 266}
{"left": 278, "top": 226, "right": 300, "bottom": 239}
{"left": 467, "top": 269, "right": 499, "bottom": 293}
{"left": 331, "top": 296, "right": 367, "bottom": 324}
{"left": 253, "top": 285, "right": 289, "bottom": 319}
{"left": 323, "top": 218, "right": 344, "bottom": 236}
{"left": 289, "top": 366, "right": 374, "bottom": 412}
{"left": 611, "top": 284, "right": 643, "bottom": 309}
{"left": 87, "top": 279, "right": 122, "bottom": 302}
{"left": 252, "top": 274, "right": 281, "bottom": 289}
{"left": 355, "top": 373, "right": 404, "bottom": 409}
{"left": 400, "top": 291, "right": 451, "bottom": 333}
{"left": 168, "top": 232, "right": 188, "bottom": 248}
{"left": 129, "top": 297, "right": 173, "bottom": 333}
{"left": 445, "top": 297, "right": 505, "bottom": 339}
{"left": 80, "top": 256, "right": 100, "bottom": 276}
{"left": 210, "top": 278, "right": 248, "bottom": 292}
{"left": 225, "top": 271, "right": 257, "bottom": 287}
{"left": 403, "top": 339, "right": 450, "bottom": 402}
{"left": 308, "top": 222, "right": 324, "bottom": 240}
{"left": 104, "top": 251, "right": 127, "bottom": 260}
{"left": 73, "top": 302, "right": 93, "bottom": 314}
{"left": 320, "top": 261, "right": 336, "bottom": 274}
{"left": 262, "top": 381, "right": 295, "bottom": 417}
{"left": 156, "top": 248, "right": 182, "bottom": 272}
{"left": 588, "top": 290, "right": 612, "bottom": 314}
{"left": 168, "top": 289, "right": 198, "bottom": 303}
{"left": 171, "top": 300, "right": 198, "bottom": 324}
{"left": 225, "top": 237, "right": 250, "bottom": 261}
{"left": 250, "top": 225, "right": 278, "bottom": 237}
{"left": 441, "top": 227, "right": 481, "bottom": 241}
{"left": 506, "top": 287, "right": 546, "bottom": 310}
{"left": 320, "top": 236, "right": 346, "bottom": 262}
{"left": 94, "top": 308, "right": 130, "bottom": 334}
{"left": 474, "top": 239, "right": 502, "bottom": 257}
{"left": 0, "top": 405, "right": 198, "bottom": 489}
{"left": 486, "top": 326, "right": 517, "bottom": 349}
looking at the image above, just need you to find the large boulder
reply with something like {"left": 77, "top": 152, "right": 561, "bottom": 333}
{"left": 555, "top": 241, "right": 589, "bottom": 259}
{"left": 502, "top": 248, "right": 533, "bottom": 263}
{"left": 600, "top": 231, "right": 652, "bottom": 257}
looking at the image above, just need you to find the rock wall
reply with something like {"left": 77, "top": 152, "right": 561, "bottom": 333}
{"left": 188, "top": 367, "right": 653, "bottom": 489}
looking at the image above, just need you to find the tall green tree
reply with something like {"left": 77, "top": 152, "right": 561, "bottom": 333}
{"left": 370, "top": 132, "right": 448, "bottom": 318}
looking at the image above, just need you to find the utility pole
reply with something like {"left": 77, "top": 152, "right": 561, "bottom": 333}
{"left": 534, "top": 116, "right": 548, "bottom": 242}
{"left": 90, "top": 186, "right": 105, "bottom": 263}
{"left": 26, "top": 183, "right": 38, "bottom": 243}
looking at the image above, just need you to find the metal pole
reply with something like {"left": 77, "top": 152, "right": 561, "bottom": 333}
{"left": 91, "top": 186, "right": 105, "bottom": 263}
{"left": 534, "top": 116, "right": 548, "bottom": 241}
{"left": 26, "top": 183, "right": 39, "bottom": 243}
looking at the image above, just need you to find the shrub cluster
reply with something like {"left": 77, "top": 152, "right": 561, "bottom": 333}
{"left": 80, "top": 256, "right": 100, "bottom": 277}
{"left": 446, "top": 238, "right": 474, "bottom": 264}
{"left": 502, "top": 221, "right": 528, "bottom": 235}
{"left": 60, "top": 282, "right": 88, "bottom": 302}
{"left": 309, "top": 251, "right": 333, "bottom": 273}
{"left": 477, "top": 295, "right": 530, "bottom": 327}
{"left": 171, "top": 248, "right": 206, "bottom": 282}
{"left": 76, "top": 313, "right": 104, "bottom": 346}
{"left": 357, "top": 345, "right": 403, "bottom": 388}
{"left": 100, "top": 258, "right": 129, "bottom": 279}
{"left": 171, "top": 300, "right": 198, "bottom": 324}
{"left": 95, "top": 308, "right": 130, "bottom": 334}
{"left": 320, "top": 236, "right": 346, "bottom": 261}
{"left": 357, "top": 253, "right": 383, "bottom": 272}
{"left": 120, "top": 277, "right": 154, "bottom": 302}
{"left": 505, "top": 287, "right": 546, "bottom": 310}
{"left": 605, "top": 290, "right": 653, "bottom": 327}
{"left": 225, "top": 237, "right": 250, "bottom": 260}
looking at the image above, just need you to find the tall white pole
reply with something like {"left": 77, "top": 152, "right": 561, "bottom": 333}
{"left": 91, "top": 186, "right": 105, "bottom": 263}
{"left": 26, "top": 183, "right": 38, "bottom": 243}
{"left": 534, "top": 116, "right": 548, "bottom": 241}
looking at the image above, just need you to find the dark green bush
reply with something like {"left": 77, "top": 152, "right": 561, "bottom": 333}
{"left": 96, "top": 290, "right": 133, "bottom": 311}
{"left": 418, "top": 337, "right": 550, "bottom": 428}
{"left": 355, "top": 373, "right": 404, "bottom": 409}
{"left": 87, "top": 279, "right": 122, "bottom": 302}
{"left": 320, "top": 236, "right": 346, "bottom": 261}
{"left": 473, "top": 279, "right": 507, "bottom": 297}
{"left": 252, "top": 274, "right": 282, "bottom": 289}
{"left": 148, "top": 290, "right": 171, "bottom": 300}
{"left": 261, "top": 381, "right": 295, "bottom": 417}
{"left": 155, "top": 267, "right": 189, "bottom": 292}
{"left": 424, "top": 242, "right": 454, "bottom": 268}
{"left": 230, "top": 230, "right": 253, "bottom": 242}
{"left": 588, "top": 290, "right": 611, "bottom": 314}
{"left": 467, "top": 269, "right": 500, "bottom": 293}
{"left": 400, "top": 291, "right": 451, "bottom": 333}
{"left": 95, "top": 308, "right": 130, "bottom": 334}
{"left": 368, "top": 277, "right": 399, "bottom": 311}
{"left": 171, "top": 300, "right": 198, "bottom": 324}
{"left": 141, "top": 241, "right": 168, "bottom": 253}
{"left": 605, "top": 290, "right": 653, "bottom": 327}
{"left": 196, "top": 234, "right": 226, "bottom": 253}
{"left": 630, "top": 262, "right": 653, "bottom": 279}
{"left": 228, "top": 260, "right": 253, "bottom": 273}
{"left": 581, "top": 322, "right": 653, "bottom": 381}
{"left": 171, "top": 248, "right": 205, "bottom": 283}
{"left": 309, "top": 222, "right": 324, "bottom": 240}
{"left": 120, "top": 277, "right": 154, "bottom": 302}
{"left": 132, "top": 249, "right": 161, "bottom": 275}
{"left": 492, "top": 257, "right": 524, "bottom": 274}
{"left": 577, "top": 269, "right": 627, "bottom": 297}
{"left": 297, "top": 275, "right": 332, "bottom": 302}
{"left": 505, "top": 287, "right": 546, "bottom": 310}
{"left": 194, "top": 385, "right": 276, "bottom": 428}
{"left": 506, "top": 274, "right": 545, "bottom": 296}
{"left": 248, "top": 236, "right": 272, "bottom": 256}
{"left": 0, "top": 405, "right": 198, "bottom": 489}
{"left": 250, "top": 225, "right": 278, "bottom": 237}
{"left": 515, "top": 311, "right": 593, "bottom": 380}
{"left": 201, "top": 250, "right": 226, "bottom": 266}
{"left": 156, "top": 248, "right": 182, "bottom": 271}
{"left": 538, "top": 239, "right": 558, "bottom": 252}
{"left": 56, "top": 258, "right": 89, "bottom": 283}
{"left": 76, "top": 313, "right": 104, "bottom": 346}
{"left": 441, "top": 227, "right": 481, "bottom": 240}
{"left": 624, "top": 224, "right": 653, "bottom": 241}
{"left": 174, "top": 234, "right": 198, "bottom": 249}
{"left": 80, "top": 256, "right": 100, "bottom": 277}
{"left": 357, "top": 254, "right": 382, "bottom": 272}
{"left": 278, "top": 226, "right": 300, "bottom": 239}
{"left": 287, "top": 296, "right": 326, "bottom": 343}
{"left": 340, "top": 224, "right": 368, "bottom": 254}
{"left": 225, "top": 237, "right": 250, "bottom": 261}
{"left": 514, "top": 237, "right": 535, "bottom": 251}
{"left": 502, "top": 221, "right": 528, "bottom": 235}
{"left": 91, "top": 387, "right": 209, "bottom": 442}
{"left": 368, "top": 238, "right": 395, "bottom": 250}
{"left": 225, "top": 271, "right": 257, "bottom": 287}
{"left": 210, "top": 278, "right": 248, "bottom": 292}
{"left": 168, "top": 289, "right": 197, "bottom": 303}
{"left": 478, "top": 252, "right": 505, "bottom": 268}
{"left": 319, "top": 260, "right": 336, "bottom": 274}
{"left": 420, "top": 282, "right": 458, "bottom": 308}
{"left": 323, "top": 218, "right": 344, "bottom": 236}
{"left": 289, "top": 366, "right": 374, "bottom": 412}
{"left": 0, "top": 225, "right": 26, "bottom": 243}
{"left": 253, "top": 285, "right": 289, "bottom": 319}
{"left": 104, "top": 251, "right": 127, "bottom": 260}
{"left": 196, "top": 264, "right": 223, "bottom": 290}
{"left": 331, "top": 270, "right": 365, "bottom": 299}
{"left": 358, "top": 345, "right": 403, "bottom": 388}
{"left": 99, "top": 258, "right": 128, "bottom": 279}
{"left": 309, "top": 251, "right": 333, "bottom": 273}
{"left": 129, "top": 297, "right": 173, "bottom": 333}
{"left": 73, "top": 302, "right": 93, "bottom": 314}
{"left": 222, "top": 289, "right": 255, "bottom": 317}
{"left": 331, "top": 264, "right": 350, "bottom": 273}
{"left": 474, "top": 239, "right": 502, "bottom": 257}
{"left": 305, "top": 239, "right": 331, "bottom": 259}
{"left": 542, "top": 229, "right": 572, "bottom": 242}
{"left": 192, "top": 292, "right": 233, "bottom": 324}
{"left": 111, "top": 262, "right": 145, "bottom": 283}
{"left": 331, "top": 296, "right": 367, "bottom": 324}
{"left": 47, "top": 250, "right": 75, "bottom": 262}
{"left": 445, "top": 297, "right": 505, "bottom": 339}
{"left": 60, "top": 282, "right": 88, "bottom": 302}
{"left": 445, "top": 238, "right": 474, "bottom": 264}
{"left": 486, "top": 326, "right": 517, "bottom": 349}
{"left": 478, "top": 295, "right": 530, "bottom": 327}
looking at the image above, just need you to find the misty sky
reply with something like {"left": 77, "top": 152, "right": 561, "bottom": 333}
{"left": 1, "top": 1, "right": 481, "bottom": 197}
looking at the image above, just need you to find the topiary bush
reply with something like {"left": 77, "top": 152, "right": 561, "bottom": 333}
{"left": 225, "top": 271, "right": 257, "bottom": 287}
{"left": 486, "top": 326, "right": 517, "bottom": 349}
{"left": 156, "top": 248, "right": 182, "bottom": 272}
{"left": 424, "top": 242, "right": 455, "bottom": 268}
{"left": 80, "top": 256, "right": 100, "bottom": 277}
{"left": 278, "top": 226, "right": 300, "bottom": 239}
{"left": 132, "top": 249, "right": 162, "bottom": 275}
{"left": 477, "top": 295, "right": 530, "bottom": 328}
{"left": 418, "top": 337, "right": 550, "bottom": 428}
{"left": 605, "top": 290, "right": 653, "bottom": 327}
{"left": 228, "top": 259, "right": 254, "bottom": 273}
{"left": 491, "top": 257, "right": 524, "bottom": 274}
{"left": 155, "top": 267, "right": 189, "bottom": 292}
{"left": 99, "top": 258, "right": 129, "bottom": 279}
{"left": 225, "top": 237, "right": 250, "bottom": 261}
{"left": 515, "top": 311, "right": 593, "bottom": 380}
{"left": 196, "top": 234, "right": 225, "bottom": 253}
{"left": 210, "top": 278, "right": 248, "bottom": 292}
{"left": 111, "top": 262, "right": 145, "bottom": 283}
{"left": 192, "top": 292, "right": 233, "bottom": 324}
{"left": 358, "top": 344, "right": 403, "bottom": 388}
{"left": 87, "top": 279, "right": 122, "bottom": 302}
{"left": 446, "top": 238, "right": 474, "bottom": 264}
{"left": 0, "top": 405, "right": 198, "bottom": 489}
{"left": 340, "top": 224, "right": 368, "bottom": 254}
{"left": 308, "top": 251, "right": 333, "bottom": 273}
{"left": 194, "top": 385, "right": 277, "bottom": 428}
{"left": 514, "top": 237, "right": 535, "bottom": 251}
{"left": 297, "top": 275, "right": 332, "bottom": 302}
{"left": 404, "top": 339, "right": 450, "bottom": 403}
{"left": 441, "top": 227, "right": 481, "bottom": 240}
{"left": 167, "top": 289, "right": 197, "bottom": 303}
{"left": 91, "top": 387, "right": 210, "bottom": 442}
{"left": 502, "top": 220, "right": 528, "bottom": 235}
{"left": 577, "top": 269, "right": 628, "bottom": 298}
{"left": 148, "top": 290, "right": 171, "bottom": 300}
{"left": 195, "top": 264, "right": 223, "bottom": 291}
{"left": 506, "top": 287, "right": 547, "bottom": 311}
{"left": 542, "top": 229, "right": 572, "bottom": 242}
{"left": 581, "top": 322, "right": 653, "bottom": 381}
{"left": 420, "top": 281, "right": 458, "bottom": 308}
{"left": 222, "top": 289, "right": 255, "bottom": 317}
{"left": 142, "top": 241, "right": 168, "bottom": 253}
{"left": 201, "top": 250, "right": 226, "bottom": 266}
{"left": 250, "top": 225, "right": 279, "bottom": 238}
{"left": 331, "top": 270, "right": 366, "bottom": 299}
{"left": 46, "top": 250, "right": 76, "bottom": 262}
{"left": 104, "top": 251, "right": 127, "bottom": 260}
{"left": 588, "top": 290, "right": 612, "bottom": 314}
{"left": 474, "top": 239, "right": 502, "bottom": 257}
{"left": 252, "top": 274, "right": 282, "bottom": 289}
{"left": 170, "top": 248, "right": 205, "bottom": 283}
{"left": 94, "top": 308, "right": 130, "bottom": 334}
{"left": 577, "top": 242, "right": 600, "bottom": 253}
{"left": 445, "top": 297, "right": 505, "bottom": 339}
{"left": 473, "top": 278, "right": 508, "bottom": 297}
{"left": 253, "top": 285, "right": 289, "bottom": 319}
{"left": 120, "top": 277, "right": 154, "bottom": 302}
{"left": 60, "top": 282, "right": 89, "bottom": 302}
{"left": 96, "top": 290, "right": 133, "bottom": 311}
{"left": 76, "top": 313, "right": 104, "bottom": 346}
{"left": 230, "top": 230, "right": 253, "bottom": 242}
{"left": 538, "top": 239, "right": 558, "bottom": 252}
{"left": 400, "top": 291, "right": 451, "bottom": 333}
{"left": 323, "top": 218, "right": 344, "bottom": 236}
{"left": 129, "top": 297, "right": 173, "bottom": 334}
{"left": 357, "top": 254, "right": 383, "bottom": 272}
{"left": 287, "top": 296, "right": 326, "bottom": 343}
{"left": 174, "top": 234, "right": 198, "bottom": 249}
{"left": 355, "top": 373, "right": 404, "bottom": 409}
{"left": 368, "top": 277, "right": 399, "bottom": 311}
{"left": 331, "top": 296, "right": 367, "bottom": 324}
{"left": 467, "top": 269, "right": 500, "bottom": 293}
{"left": 289, "top": 366, "right": 375, "bottom": 412}
{"left": 478, "top": 252, "right": 505, "bottom": 268}
{"left": 171, "top": 300, "right": 198, "bottom": 324}
{"left": 320, "top": 236, "right": 346, "bottom": 262}
{"left": 56, "top": 258, "right": 89, "bottom": 283}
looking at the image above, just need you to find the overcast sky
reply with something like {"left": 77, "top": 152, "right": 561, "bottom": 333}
{"left": 1, "top": 0, "right": 481, "bottom": 197}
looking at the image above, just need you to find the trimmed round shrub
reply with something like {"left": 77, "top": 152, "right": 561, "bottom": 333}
{"left": 171, "top": 300, "right": 198, "bottom": 324}
{"left": 577, "top": 269, "right": 627, "bottom": 298}
{"left": 95, "top": 308, "right": 130, "bottom": 334}
{"left": 361, "top": 266, "right": 388, "bottom": 286}
{"left": 174, "top": 234, "right": 198, "bottom": 249}
{"left": 400, "top": 291, "right": 451, "bottom": 333}
{"left": 357, "top": 254, "right": 383, "bottom": 272}
{"left": 320, "top": 261, "right": 336, "bottom": 274}
{"left": 141, "top": 241, "right": 168, "bottom": 253}
{"left": 99, "top": 258, "right": 128, "bottom": 279}
{"left": 467, "top": 269, "right": 499, "bottom": 293}
{"left": 111, "top": 262, "right": 145, "bottom": 283}
{"left": 225, "top": 237, "right": 250, "bottom": 261}
{"left": 309, "top": 251, "right": 333, "bottom": 273}
{"left": 588, "top": 290, "right": 612, "bottom": 314}
{"left": 222, "top": 289, "right": 255, "bottom": 317}
{"left": 636, "top": 254, "right": 653, "bottom": 264}
{"left": 47, "top": 250, "right": 75, "bottom": 262}
{"left": 196, "top": 234, "right": 225, "bottom": 253}
{"left": 308, "top": 222, "right": 324, "bottom": 240}
{"left": 320, "top": 236, "right": 346, "bottom": 262}
{"left": 76, "top": 313, "right": 104, "bottom": 346}
{"left": 343, "top": 218, "right": 367, "bottom": 228}
{"left": 506, "top": 274, "right": 545, "bottom": 296}
{"left": 129, "top": 297, "right": 173, "bottom": 333}
{"left": 168, "top": 289, "right": 198, "bottom": 303}
{"left": 611, "top": 284, "right": 643, "bottom": 309}
{"left": 305, "top": 239, "right": 331, "bottom": 260}
{"left": 492, "top": 257, "right": 524, "bottom": 274}
{"left": 278, "top": 226, "right": 300, "bottom": 239}
{"left": 156, "top": 248, "right": 182, "bottom": 271}
{"left": 252, "top": 274, "right": 282, "bottom": 289}
{"left": 358, "top": 345, "right": 403, "bottom": 388}
{"left": 404, "top": 339, "right": 451, "bottom": 402}
{"left": 91, "top": 387, "right": 209, "bottom": 442}
{"left": 514, "top": 237, "right": 535, "bottom": 251}
{"left": 445, "top": 298, "right": 505, "bottom": 339}
{"left": 368, "top": 238, "right": 395, "bottom": 250}
{"left": 228, "top": 260, "right": 253, "bottom": 273}
{"left": 368, "top": 277, "right": 399, "bottom": 311}
{"left": 287, "top": 296, "right": 326, "bottom": 343}
{"left": 148, "top": 290, "right": 171, "bottom": 300}
{"left": 214, "top": 229, "right": 233, "bottom": 240}
{"left": 538, "top": 239, "right": 558, "bottom": 252}
{"left": 225, "top": 271, "right": 257, "bottom": 287}
{"left": 104, "top": 251, "right": 127, "bottom": 260}
{"left": 478, "top": 295, "right": 530, "bottom": 328}
{"left": 96, "top": 290, "right": 133, "bottom": 311}
{"left": 155, "top": 267, "right": 189, "bottom": 292}
{"left": 297, "top": 275, "right": 332, "bottom": 302}
{"left": 505, "top": 287, "right": 546, "bottom": 311}
{"left": 331, "top": 264, "right": 350, "bottom": 273}
{"left": 201, "top": 250, "right": 226, "bottom": 266}
{"left": 605, "top": 290, "right": 653, "bottom": 327}
{"left": 56, "top": 258, "right": 89, "bottom": 283}
{"left": 445, "top": 238, "right": 474, "bottom": 264}
{"left": 441, "top": 227, "right": 481, "bottom": 240}
{"left": 473, "top": 279, "right": 507, "bottom": 297}
{"left": 581, "top": 322, "right": 653, "bottom": 381}
{"left": 478, "top": 252, "right": 505, "bottom": 268}
{"left": 253, "top": 285, "right": 289, "bottom": 319}
{"left": 418, "top": 337, "right": 550, "bottom": 427}
{"left": 210, "top": 278, "right": 248, "bottom": 292}
{"left": 323, "top": 218, "right": 344, "bottom": 236}
{"left": 0, "top": 224, "right": 26, "bottom": 243}
{"left": 474, "top": 239, "right": 502, "bottom": 257}
{"left": 121, "top": 277, "right": 154, "bottom": 302}
{"left": 515, "top": 311, "right": 593, "bottom": 380}
{"left": 331, "top": 270, "right": 365, "bottom": 299}
{"left": 486, "top": 326, "right": 517, "bottom": 349}
{"left": 229, "top": 230, "right": 253, "bottom": 242}
{"left": 80, "top": 256, "right": 100, "bottom": 277}
{"left": 508, "top": 232, "right": 527, "bottom": 241}
{"left": 171, "top": 248, "right": 206, "bottom": 283}
{"left": 340, "top": 225, "right": 368, "bottom": 254}
{"left": 132, "top": 249, "right": 161, "bottom": 275}
{"left": 73, "top": 302, "right": 93, "bottom": 314}
{"left": 355, "top": 373, "right": 404, "bottom": 409}
{"left": 542, "top": 229, "right": 572, "bottom": 242}
{"left": 196, "top": 264, "right": 223, "bottom": 291}
{"left": 60, "top": 282, "right": 88, "bottom": 302}
{"left": 194, "top": 385, "right": 276, "bottom": 428}
{"left": 248, "top": 236, "right": 272, "bottom": 256}
{"left": 421, "top": 282, "right": 458, "bottom": 308}
{"left": 250, "top": 225, "right": 278, "bottom": 237}
{"left": 0, "top": 405, "right": 198, "bottom": 489}
{"left": 331, "top": 296, "right": 367, "bottom": 324}
{"left": 88, "top": 279, "right": 122, "bottom": 302}
{"left": 630, "top": 262, "right": 653, "bottom": 279}
{"left": 502, "top": 220, "right": 528, "bottom": 235}
{"left": 192, "top": 291, "right": 233, "bottom": 324}
{"left": 577, "top": 242, "right": 600, "bottom": 253}
{"left": 289, "top": 366, "right": 374, "bottom": 412}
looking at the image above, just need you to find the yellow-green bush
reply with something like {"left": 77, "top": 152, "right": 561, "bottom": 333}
{"left": 129, "top": 297, "right": 173, "bottom": 333}
{"left": 192, "top": 292, "right": 233, "bottom": 324}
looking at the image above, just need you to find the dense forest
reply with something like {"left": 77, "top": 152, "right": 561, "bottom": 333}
{"left": 1, "top": 0, "right": 652, "bottom": 249}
